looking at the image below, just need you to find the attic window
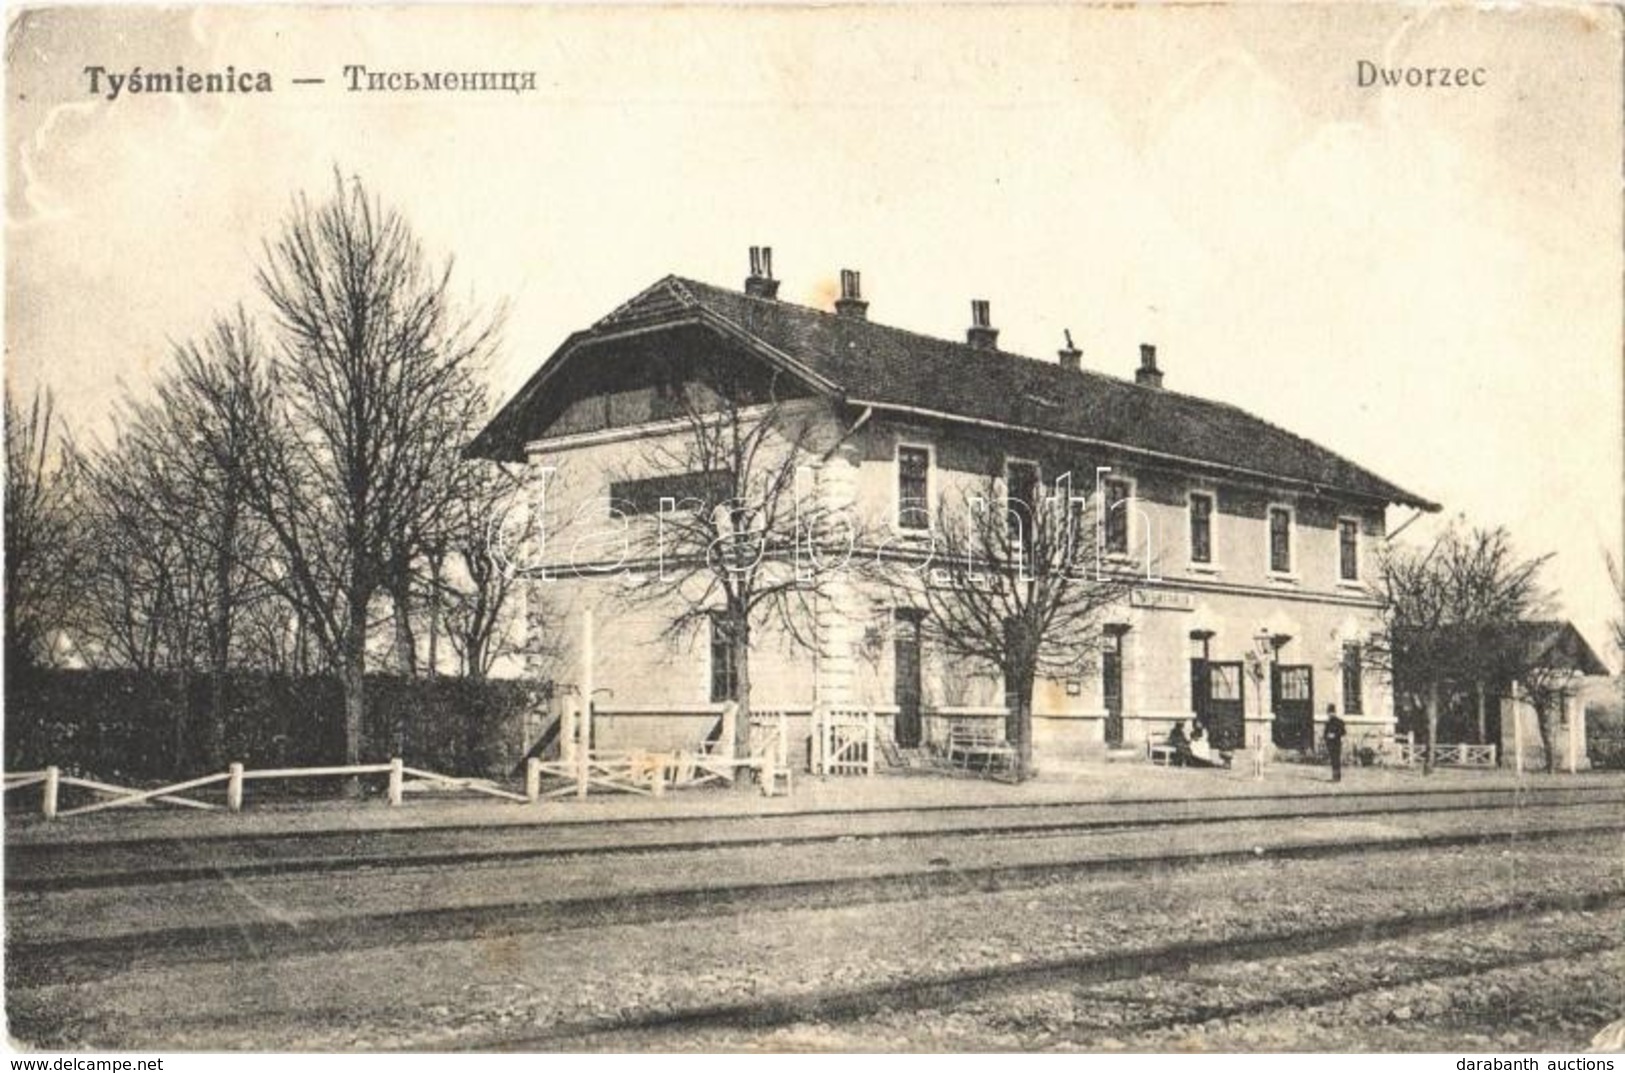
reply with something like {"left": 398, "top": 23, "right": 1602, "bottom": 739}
{"left": 610, "top": 470, "right": 733, "bottom": 517}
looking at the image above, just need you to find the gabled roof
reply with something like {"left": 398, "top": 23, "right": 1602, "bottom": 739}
{"left": 470, "top": 274, "right": 1440, "bottom": 511}
{"left": 1409, "top": 620, "right": 1611, "bottom": 678}
{"left": 1502, "top": 621, "right": 1610, "bottom": 677}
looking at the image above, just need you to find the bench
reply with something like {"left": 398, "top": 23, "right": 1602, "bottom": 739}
{"left": 944, "top": 724, "right": 1017, "bottom": 773}
{"left": 1148, "top": 732, "right": 1231, "bottom": 769}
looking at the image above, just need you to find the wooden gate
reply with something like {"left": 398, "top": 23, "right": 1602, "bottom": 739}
{"left": 814, "top": 708, "right": 875, "bottom": 776}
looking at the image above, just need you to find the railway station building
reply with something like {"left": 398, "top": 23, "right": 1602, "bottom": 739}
{"left": 470, "top": 251, "right": 1440, "bottom": 770}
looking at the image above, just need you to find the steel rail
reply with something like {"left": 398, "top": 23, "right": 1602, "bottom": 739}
{"left": 7, "top": 820, "right": 1620, "bottom": 987}
{"left": 9, "top": 791, "right": 1623, "bottom": 893}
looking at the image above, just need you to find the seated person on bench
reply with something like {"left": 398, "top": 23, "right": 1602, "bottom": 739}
{"left": 1187, "top": 722, "right": 1219, "bottom": 768}
{"left": 1167, "top": 721, "right": 1191, "bottom": 766}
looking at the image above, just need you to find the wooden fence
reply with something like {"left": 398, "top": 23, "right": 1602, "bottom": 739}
{"left": 522, "top": 698, "right": 793, "bottom": 799}
{"left": 5, "top": 758, "right": 529, "bottom": 820}
{"left": 1386, "top": 741, "right": 1497, "bottom": 768}
{"left": 8, "top": 703, "right": 878, "bottom": 819}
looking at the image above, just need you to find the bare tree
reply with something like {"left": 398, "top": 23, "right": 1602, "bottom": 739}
{"left": 248, "top": 172, "right": 499, "bottom": 779}
{"left": 72, "top": 314, "right": 278, "bottom": 766}
{"left": 76, "top": 439, "right": 200, "bottom": 673}
{"left": 616, "top": 355, "right": 858, "bottom": 769}
{"left": 4, "top": 389, "right": 87, "bottom": 671}
{"left": 439, "top": 458, "right": 539, "bottom": 679}
{"left": 1512, "top": 645, "right": 1573, "bottom": 774}
{"left": 888, "top": 474, "right": 1137, "bottom": 781}
{"left": 1368, "top": 523, "right": 1551, "bottom": 774}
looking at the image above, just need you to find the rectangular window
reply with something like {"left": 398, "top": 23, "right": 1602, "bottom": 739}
{"left": 897, "top": 446, "right": 930, "bottom": 531}
{"left": 1189, "top": 493, "right": 1213, "bottom": 564}
{"left": 1342, "top": 643, "right": 1364, "bottom": 715}
{"left": 609, "top": 470, "right": 732, "bottom": 517}
{"left": 1006, "top": 460, "right": 1040, "bottom": 548}
{"left": 1339, "top": 518, "right": 1360, "bottom": 581}
{"left": 709, "top": 616, "right": 739, "bottom": 703}
{"left": 1068, "top": 495, "right": 1089, "bottom": 562}
{"left": 1209, "top": 664, "right": 1241, "bottom": 701}
{"left": 1104, "top": 478, "right": 1131, "bottom": 555}
{"left": 1268, "top": 506, "right": 1293, "bottom": 573}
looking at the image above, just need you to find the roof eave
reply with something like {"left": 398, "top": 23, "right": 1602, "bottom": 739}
{"left": 848, "top": 396, "right": 1439, "bottom": 512}
{"left": 466, "top": 304, "right": 846, "bottom": 462}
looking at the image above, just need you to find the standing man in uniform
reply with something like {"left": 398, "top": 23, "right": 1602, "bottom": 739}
{"left": 1324, "top": 703, "right": 1346, "bottom": 783}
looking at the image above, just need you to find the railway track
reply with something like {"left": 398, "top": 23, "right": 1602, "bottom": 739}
{"left": 477, "top": 887, "right": 1625, "bottom": 1051}
{"left": 10, "top": 784, "right": 1623, "bottom": 893}
{"left": 8, "top": 815, "right": 1619, "bottom": 987}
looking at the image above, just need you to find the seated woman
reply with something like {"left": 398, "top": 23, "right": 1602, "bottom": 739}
{"left": 1187, "top": 723, "right": 1218, "bottom": 768}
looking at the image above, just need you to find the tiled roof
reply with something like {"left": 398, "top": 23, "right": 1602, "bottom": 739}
{"left": 473, "top": 274, "right": 1439, "bottom": 510}
{"left": 1414, "top": 621, "right": 1610, "bottom": 678}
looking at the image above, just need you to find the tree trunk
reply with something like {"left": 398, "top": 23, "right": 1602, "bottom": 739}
{"left": 1475, "top": 680, "right": 1487, "bottom": 746}
{"left": 172, "top": 666, "right": 191, "bottom": 777}
{"left": 426, "top": 551, "right": 442, "bottom": 679}
{"left": 210, "top": 489, "right": 237, "bottom": 768}
{"left": 732, "top": 623, "right": 753, "bottom": 791}
{"left": 391, "top": 574, "right": 417, "bottom": 676}
{"left": 1007, "top": 667, "right": 1035, "bottom": 782}
{"left": 1533, "top": 698, "right": 1556, "bottom": 773}
{"left": 207, "top": 670, "right": 227, "bottom": 769}
{"left": 1423, "top": 679, "right": 1439, "bottom": 776}
{"left": 341, "top": 600, "right": 368, "bottom": 797}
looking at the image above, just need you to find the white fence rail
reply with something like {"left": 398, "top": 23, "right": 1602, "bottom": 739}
{"left": 4, "top": 758, "right": 530, "bottom": 820}
{"left": 1387, "top": 741, "right": 1497, "bottom": 768}
{"left": 11, "top": 705, "right": 829, "bottom": 820}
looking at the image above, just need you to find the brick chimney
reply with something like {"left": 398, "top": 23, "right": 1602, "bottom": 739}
{"left": 745, "top": 246, "right": 779, "bottom": 299}
{"left": 1059, "top": 329, "right": 1082, "bottom": 371}
{"left": 835, "top": 269, "right": 868, "bottom": 320}
{"left": 966, "top": 299, "right": 998, "bottom": 350}
{"left": 1136, "top": 343, "right": 1164, "bottom": 388}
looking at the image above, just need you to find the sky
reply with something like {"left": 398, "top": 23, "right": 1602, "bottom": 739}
{"left": 6, "top": 3, "right": 1622, "bottom": 668}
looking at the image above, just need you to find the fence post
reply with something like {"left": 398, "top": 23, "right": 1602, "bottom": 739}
{"left": 388, "top": 757, "right": 404, "bottom": 806}
{"left": 578, "top": 609, "right": 594, "bottom": 799}
{"left": 865, "top": 711, "right": 876, "bottom": 777}
{"left": 761, "top": 747, "right": 776, "bottom": 797}
{"left": 650, "top": 756, "right": 665, "bottom": 797}
{"left": 526, "top": 756, "right": 542, "bottom": 804}
{"left": 42, "top": 765, "right": 59, "bottom": 821}
{"left": 1513, "top": 697, "right": 1525, "bottom": 776}
{"left": 1567, "top": 693, "right": 1580, "bottom": 774}
{"left": 560, "top": 696, "right": 577, "bottom": 766}
{"left": 227, "top": 762, "right": 244, "bottom": 812}
{"left": 720, "top": 701, "right": 738, "bottom": 764}
{"left": 576, "top": 701, "right": 590, "bottom": 800}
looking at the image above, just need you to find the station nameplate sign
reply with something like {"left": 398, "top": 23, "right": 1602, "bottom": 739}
{"left": 1131, "top": 589, "right": 1195, "bottom": 612}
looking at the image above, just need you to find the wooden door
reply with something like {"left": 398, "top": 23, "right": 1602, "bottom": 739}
{"left": 894, "top": 612, "right": 923, "bottom": 748}
{"left": 1271, "top": 664, "right": 1315, "bottom": 751}
{"left": 1102, "top": 632, "right": 1124, "bottom": 747}
{"left": 1205, "top": 661, "right": 1245, "bottom": 751}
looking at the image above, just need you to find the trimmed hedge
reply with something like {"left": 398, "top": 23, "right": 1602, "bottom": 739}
{"left": 3, "top": 669, "right": 551, "bottom": 784}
